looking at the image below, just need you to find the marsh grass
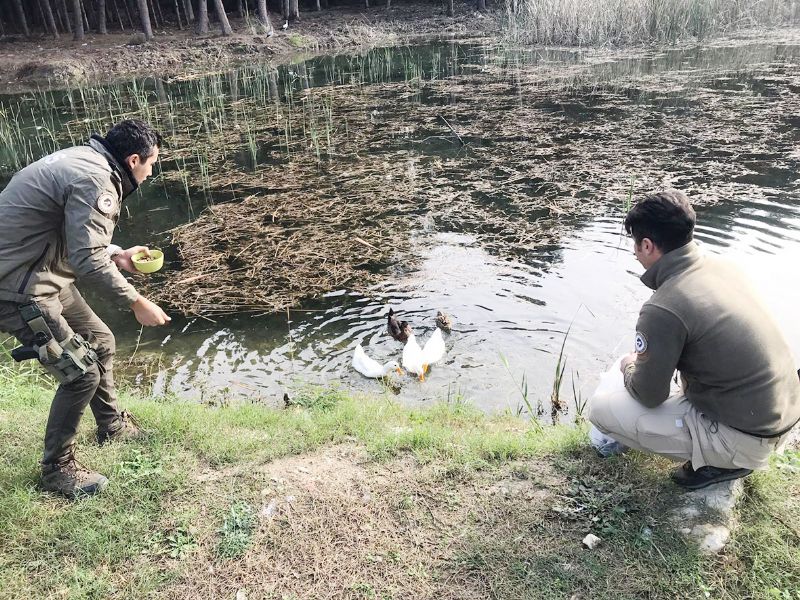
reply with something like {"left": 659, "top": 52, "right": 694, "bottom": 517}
{"left": 503, "top": 0, "right": 799, "bottom": 46}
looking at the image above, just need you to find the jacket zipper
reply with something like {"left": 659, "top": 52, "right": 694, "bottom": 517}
{"left": 17, "top": 242, "right": 51, "bottom": 295}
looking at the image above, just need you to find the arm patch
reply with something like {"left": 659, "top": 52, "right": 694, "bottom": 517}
{"left": 634, "top": 331, "right": 648, "bottom": 354}
{"left": 96, "top": 192, "right": 117, "bottom": 215}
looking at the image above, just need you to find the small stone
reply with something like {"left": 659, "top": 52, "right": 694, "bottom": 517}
{"left": 582, "top": 533, "right": 601, "bottom": 549}
{"left": 260, "top": 498, "right": 279, "bottom": 519}
{"left": 235, "top": 590, "right": 247, "bottom": 600}
{"left": 691, "top": 524, "right": 730, "bottom": 554}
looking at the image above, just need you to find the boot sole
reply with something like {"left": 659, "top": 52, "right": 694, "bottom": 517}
{"left": 42, "top": 475, "right": 109, "bottom": 500}
{"left": 672, "top": 469, "right": 752, "bottom": 490}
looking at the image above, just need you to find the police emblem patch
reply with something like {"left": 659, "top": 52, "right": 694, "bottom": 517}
{"left": 634, "top": 331, "right": 648, "bottom": 354}
{"left": 96, "top": 193, "right": 116, "bottom": 215}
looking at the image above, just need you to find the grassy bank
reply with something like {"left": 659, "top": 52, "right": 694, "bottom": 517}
{"left": 0, "top": 364, "right": 798, "bottom": 599}
{"left": 503, "top": 0, "right": 799, "bottom": 46}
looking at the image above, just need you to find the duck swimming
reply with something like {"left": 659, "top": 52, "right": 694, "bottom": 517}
{"left": 402, "top": 329, "right": 446, "bottom": 381}
{"left": 435, "top": 311, "right": 452, "bottom": 332}
{"left": 387, "top": 308, "right": 412, "bottom": 342}
{"left": 352, "top": 345, "right": 403, "bottom": 378}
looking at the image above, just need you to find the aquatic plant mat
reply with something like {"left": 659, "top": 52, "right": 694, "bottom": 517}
{"left": 3, "top": 39, "right": 800, "bottom": 316}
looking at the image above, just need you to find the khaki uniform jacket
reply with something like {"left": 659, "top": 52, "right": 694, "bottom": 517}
{"left": 0, "top": 137, "right": 139, "bottom": 308}
{"left": 624, "top": 242, "right": 800, "bottom": 436}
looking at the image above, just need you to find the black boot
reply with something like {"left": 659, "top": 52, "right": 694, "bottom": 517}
{"left": 670, "top": 461, "right": 752, "bottom": 490}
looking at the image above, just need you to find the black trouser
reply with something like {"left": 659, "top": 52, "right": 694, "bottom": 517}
{"left": 0, "top": 285, "right": 120, "bottom": 465}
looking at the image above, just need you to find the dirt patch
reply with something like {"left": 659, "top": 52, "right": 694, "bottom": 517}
{"left": 0, "top": 2, "right": 501, "bottom": 94}
{"left": 167, "top": 444, "right": 566, "bottom": 599}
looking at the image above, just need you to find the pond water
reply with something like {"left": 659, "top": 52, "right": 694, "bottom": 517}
{"left": 2, "top": 36, "right": 800, "bottom": 419}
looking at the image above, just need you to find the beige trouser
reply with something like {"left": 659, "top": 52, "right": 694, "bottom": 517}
{"left": 588, "top": 363, "right": 792, "bottom": 470}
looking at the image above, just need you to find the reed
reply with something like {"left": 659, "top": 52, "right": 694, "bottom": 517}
{"left": 502, "top": 0, "right": 798, "bottom": 46}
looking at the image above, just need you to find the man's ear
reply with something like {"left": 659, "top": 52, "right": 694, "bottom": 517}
{"left": 125, "top": 154, "right": 140, "bottom": 171}
{"left": 641, "top": 237, "right": 655, "bottom": 255}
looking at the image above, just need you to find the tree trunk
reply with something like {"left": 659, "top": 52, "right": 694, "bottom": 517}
{"left": 112, "top": 0, "right": 123, "bottom": 29}
{"left": 288, "top": 0, "right": 299, "bottom": 21}
{"left": 123, "top": 0, "right": 134, "bottom": 27}
{"left": 151, "top": 0, "right": 164, "bottom": 28}
{"left": 84, "top": 0, "right": 96, "bottom": 30}
{"left": 72, "top": 0, "right": 85, "bottom": 38}
{"left": 211, "top": 0, "right": 232, "bottom": 35}
{"left": 183, "top": 0, "right": 194, "bottom": 22}
{"left": 97, "top": 0, "right": 107, "bottom": 32}
{"left": 235, "top": 0, "right": 243, "bottom": 18}
{"left": 39, "top": 0, "right": 59, "bottom": 36}
{"left": 146, "top": 0, "right": 158, "bottom": 28}
{"left": 12, "top": 0, "right": 30, "bottom": 36}
{"left": 58, "top": 0, "right": 72, "bottom": 32}
{"left": 136, "top": 0, "right": 153, "bottom": 38}
{"left": 386, "top": 0, "right": 390, "bottom": 8}
{"left": 477, "top": 0, "right": 486, "bottom": 10}
{"left": 281, "top": 0, "right": 287, "bottom": 22}
{"left": 196, "top": 0, "right": 208, "bottom": 33}
{"left": 256, "top": 0, "right": 273, "bottom": 34}
{"left": 81, "top": 0, "right": 90, "bottom": 32}
{"left": 173, "top": 0, "right": 183, "bottom": 29}
{"left": 446, "top": 0, "right": 453, "bottom": 17}
{"left": 314, "top": 0, "right": 320, "bottom": 11}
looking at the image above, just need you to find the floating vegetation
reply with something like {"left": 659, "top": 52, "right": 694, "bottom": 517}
{"left": 2, "top": 41, "right": 800, "bottom": 318}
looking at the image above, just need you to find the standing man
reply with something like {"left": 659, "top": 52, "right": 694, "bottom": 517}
{"left": 589, "top": 190, "right": 800, "bottom": 489}
{"left": 0, "top": 119, "right": 171, "bottom": 499}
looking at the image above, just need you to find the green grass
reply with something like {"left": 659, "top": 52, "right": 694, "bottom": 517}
{"left": 0, "top": 365, "right": 797, "bottom": 599}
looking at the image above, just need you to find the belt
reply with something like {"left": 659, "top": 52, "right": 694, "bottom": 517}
{"left": 732, "top": 417, "right": 800, "bottom": 440}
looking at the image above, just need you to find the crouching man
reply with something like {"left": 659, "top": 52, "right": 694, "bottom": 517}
{"left": 0, "top": 120, "right": 171, "bottom": 499}
{"left": 589, "top": 190, "right": 799, "bottom": 489}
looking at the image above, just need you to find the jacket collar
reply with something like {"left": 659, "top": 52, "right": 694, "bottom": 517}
{"left": 640, "top": 241, "right": 702, "bottom": 290}
{"left": 88, "top": 135, "right": 138, "bottom": 198}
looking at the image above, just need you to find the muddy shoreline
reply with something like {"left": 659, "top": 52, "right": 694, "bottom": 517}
{"left": 0, "top": 2, "right": 501, "bottom": 94}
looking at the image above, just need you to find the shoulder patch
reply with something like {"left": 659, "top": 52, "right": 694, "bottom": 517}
{"left": 96, "top": 192, "right": 117, "bottom": 215}
{"left": 634, "top": 331, "right": 648, "bottom": 354}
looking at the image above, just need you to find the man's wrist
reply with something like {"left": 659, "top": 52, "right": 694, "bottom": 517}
{"left": 107, "top": 244, "right": 123, "bottom": 259}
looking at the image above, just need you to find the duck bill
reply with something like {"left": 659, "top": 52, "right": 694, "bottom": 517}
{"left": 395, "top": 367, "right": 405, "bottom": 375}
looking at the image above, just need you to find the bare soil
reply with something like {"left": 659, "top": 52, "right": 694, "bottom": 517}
{"left": 0, "top": 2, "right": 500, "bottom": 94}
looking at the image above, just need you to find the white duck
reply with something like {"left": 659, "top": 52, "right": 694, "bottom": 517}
{"left": 402, "top": 329, "right": 446, "bottom": 381}
{"left": 352, "top": 344, "right": 403, "bottom": 378}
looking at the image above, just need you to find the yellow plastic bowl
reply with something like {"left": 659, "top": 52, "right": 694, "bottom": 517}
{"left": 131, "top": 249, "right": 164, "bottom": 273}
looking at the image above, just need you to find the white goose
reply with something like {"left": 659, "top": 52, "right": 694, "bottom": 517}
{"left": 352, "top": 344, "right": 402, "bottom": 378}
{"left": 402, "top": 329, "right": 446, "bottom": 381}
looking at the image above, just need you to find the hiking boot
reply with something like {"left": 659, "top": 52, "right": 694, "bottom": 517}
{"left": 41, "top": 449, "right": 108, "bottom": 500}
{"left": 670, "top": 461, "right": 752, "bottom": 490}
{"left": 97, "top": 410, "right": 144, "bottom": 446}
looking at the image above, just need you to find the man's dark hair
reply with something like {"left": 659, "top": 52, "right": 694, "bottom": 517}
{"left": 624, "top": 190, "right": 696, "bottom": 253}
{"left": 105, "top": 119, "right": 163, "bottom": 161}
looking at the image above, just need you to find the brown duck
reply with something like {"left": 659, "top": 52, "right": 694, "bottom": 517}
{"left": 387, "top": 308, "right": 412, "bottom": 342}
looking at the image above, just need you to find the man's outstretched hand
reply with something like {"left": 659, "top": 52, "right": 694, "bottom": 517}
{"left": 113, "top": 246, "right": 151, "bottom": 274}
{"left": 131, "top": 295, "right": 171, "bottom": 327}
